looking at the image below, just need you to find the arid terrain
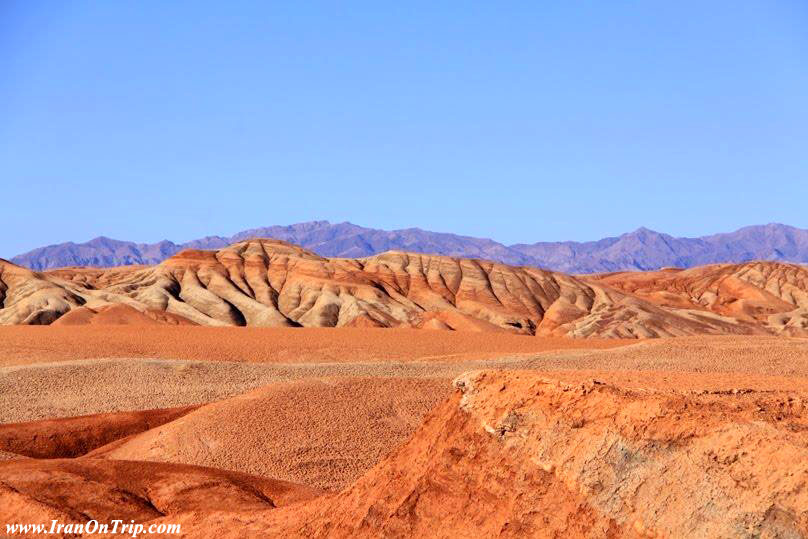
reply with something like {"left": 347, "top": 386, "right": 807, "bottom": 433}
{"left": 2, "top": 238, "right": 807, "bottom": 337}
{"left": 1, "top": 326, "right": 807, "bottom": 537}
{"left": 2, "top": 243, "right": 808, "bottom": 537}
{"left": 6, "top": 0, "right": 807, "bottom": 533}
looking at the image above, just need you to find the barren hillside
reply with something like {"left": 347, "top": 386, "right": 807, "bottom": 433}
{"left": 594, "top": 261, "right": 808, "bottom": 336}
{"left": 16, "top": 370, "right": 800, "bottom": 538}
{"left": 2, "top": 239, "right": 807, "bottom": 337}
{"left": 277, "top": 371, "right": 805, "bottom": 537}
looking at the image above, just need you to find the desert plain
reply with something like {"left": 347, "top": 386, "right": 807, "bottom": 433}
{"left": 2, "top": 328, "right": 808, "bottom": 537}
{"left": 1, "top": 241, "right": 808, "bottom": 537}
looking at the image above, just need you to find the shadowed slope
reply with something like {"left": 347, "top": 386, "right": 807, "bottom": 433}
{"left": 2, "top": 241, "right": 808, "bottom": 337}
{"left": 0, "top": 406, "right": 198, "bottom": 458}
{"left": 0, "top": 260, "right": 86, "bottom": 324}
{"left": 0, "top": 459, "right": 322, "bottom": 529}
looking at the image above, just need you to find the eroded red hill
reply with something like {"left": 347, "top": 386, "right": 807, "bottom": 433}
{"left": 170, "top": 371, "right": 808, "bottom": 537}
{"left": 4, "top": 240, "right": 808, "bottom": 337}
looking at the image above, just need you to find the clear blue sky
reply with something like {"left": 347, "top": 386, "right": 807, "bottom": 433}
{"left": 2, "top": 1, "right": 807, "bottom": 257}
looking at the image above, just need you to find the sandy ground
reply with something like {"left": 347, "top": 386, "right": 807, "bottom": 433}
{"left": 0, "top": 326, "right": 626, "bottom": 367}
{"left": 2, "top": 332, "right": 808, "bottom": 495}
{"left": 4, "top": 335, "right": 808, "bottom": 423}
{"left": 0, "top": 449, "right": 24, "bottom": 461}
{"left": 89, "top": 377, "right": 449, "bottom": 490}
{"left": 3, "top": 329, "right": 808, "bottom": 536}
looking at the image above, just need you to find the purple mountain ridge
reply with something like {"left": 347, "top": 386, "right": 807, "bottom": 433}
{"left": 10, "top": 221, "right": 808, "bottom": 274}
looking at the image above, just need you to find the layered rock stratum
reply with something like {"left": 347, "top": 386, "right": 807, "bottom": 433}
{"left": 2, "top": 238, "right": 808, "bottom": 337}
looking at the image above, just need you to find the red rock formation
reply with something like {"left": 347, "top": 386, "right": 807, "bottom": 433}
{"left": 2, "top": 367, "right": 808, "bottom": 537}
{"left": 169, "top": 371, "right": 808, "bottom": 537}
{"left": 2, "top": 241, "right": 808, "bottom": 337}
{"left": 595, "top": 261, "right": 808, "bottom": 335}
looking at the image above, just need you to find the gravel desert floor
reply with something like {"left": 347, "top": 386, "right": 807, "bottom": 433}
{"left": 2, "top": 328, "right": 808, "bottom": 537}
{"left": 0, "top": 326, "right": 626, "bottom": 366}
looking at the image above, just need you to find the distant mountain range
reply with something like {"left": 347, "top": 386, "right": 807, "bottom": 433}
{"left": 10, "top": 221, "right": 808, "bottom": 274}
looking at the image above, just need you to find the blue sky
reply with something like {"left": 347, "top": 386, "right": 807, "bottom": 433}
{"left": 2, "top": 1, "right": 807, "bottom": 257}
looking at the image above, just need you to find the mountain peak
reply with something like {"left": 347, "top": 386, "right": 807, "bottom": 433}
{"left": 627, "top": 227, "right": 661, "bottom": 236}
{"left": 9, "top": 222, "right": 808, "bottom": 274}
